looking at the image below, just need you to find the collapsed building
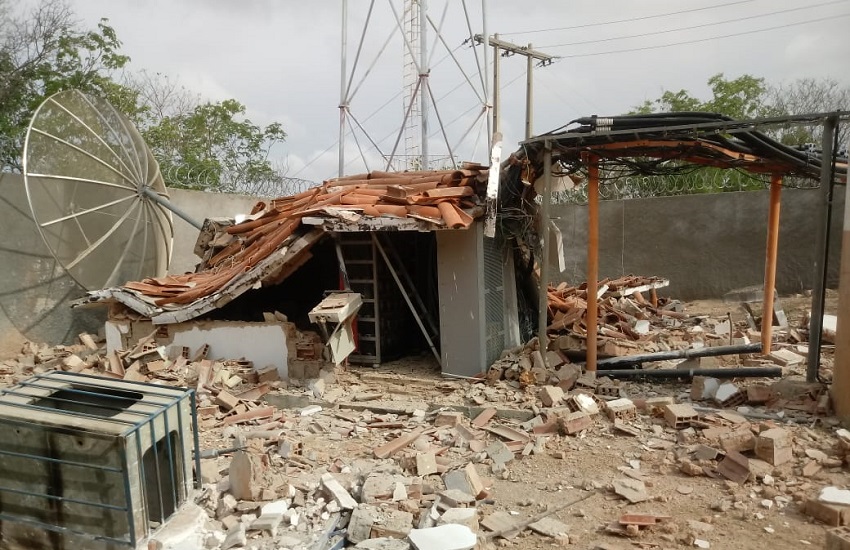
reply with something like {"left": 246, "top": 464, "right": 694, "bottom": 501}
{"left": 1, "top": 108, "right": 848, "bottom": 550}
{"left": 79, "top": 165, "right": 524, "bottom": 380}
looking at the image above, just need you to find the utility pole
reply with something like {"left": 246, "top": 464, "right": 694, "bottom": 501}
{"left": 831, "top": 132, "right": 850, "bottom": 423}
{"left": 492, "top": 34, "right": 500, "bottom": 135}
{"left": 474, "top": 35, "right": 556, "bottom": 141}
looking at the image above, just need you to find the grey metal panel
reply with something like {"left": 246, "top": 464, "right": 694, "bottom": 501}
{"left": 436, "top": 224, "right": 486, "bottom": 377}
{"left": 482, "top": 235, "right": 505, "bottom": 366}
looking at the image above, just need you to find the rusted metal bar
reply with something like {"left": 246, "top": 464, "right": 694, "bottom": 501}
{"left": 762, "top": 174, "right": 782, "bottom": 354}
{"left": 586, "top": 153, "right": 600, "bottom": 372}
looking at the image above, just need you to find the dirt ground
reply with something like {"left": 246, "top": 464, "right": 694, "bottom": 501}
{"left": 318, "top": 291, "right": 844, "bottom": 549}
{"left": 2, "top": 290, "right": 845, "bottom": 549}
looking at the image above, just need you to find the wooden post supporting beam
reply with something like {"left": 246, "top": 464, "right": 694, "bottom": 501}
{"left": 586, "top": 154, "right": 600, "bottom": 372}
{"left": 831, "top": 153, "right": 850, "bottom": 421}
{"left": 761, "top": 174, "right": 782, "bottom": 354}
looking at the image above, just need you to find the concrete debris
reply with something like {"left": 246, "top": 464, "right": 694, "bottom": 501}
{"left": 220, "top": 523, "right": 246, "bottom": 550}
{"left": 321, "top": 473, "right": 358, "bottom": 510}
{"left": 437, "top": 508, "right": 478, "bottom": 531}
{"left": 826, "top": 526, "right": 850, "bottom": 549}
{"left": 755, "top": 427, "right": 792, "bottom": 466}
{"left": 612, "top": 478, "right": 649, "bottom": 503}
{"left": 0, "top": 280, "right": 843, "bottom": 550}
{"left": 408, "top": 524, "right": 477, "bottom": 550}
{"left": 528, "top": 515, "right": 570, "bottom": 538}
{"left": 821, "top": 487, "right": 850, "bottom": 507}
{"left": 355, "top": 539, "right": 411, "bottom": 550}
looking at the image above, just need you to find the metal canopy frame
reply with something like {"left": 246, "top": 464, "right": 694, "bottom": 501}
{"left": 520, "top": 111, "right": 849, "bottom": 380}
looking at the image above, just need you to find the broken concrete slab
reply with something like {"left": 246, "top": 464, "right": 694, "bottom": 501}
{"left": 691, "top": 376, "right": 720, "bottom": 401}
{"left": 821, "top": 487, "right": 850, "bottom": 507}
{"left": 321, "top": 472, "right": 358, "bottom": 510}
{"left": 415, "top": 452, "right": 438, "bottom": 476}
{"left": 612, "top": 478, "right": 648, "bottom": 503}
{"left": 434, "top": 411, "right": 463, "bottom": 427}
{"left": 408, "top": 524, "right": 476, "bottom": 550}
{"left": 528, "top": 516, "right": 570, "bottom": 538}
{"left": 437, "top": 508, "right": 478, "bottom": 531}
{"left": 769, "top": 348, "right": 804, "bottom": 367}
{"left": 250, "top": 513, "right": 283, "bottom": 536}
{"left": 485, "top": 440, "right": 514, "bottom": 465}
{"left": 538, "top": 385, "right": 564, "bottom": 407}
{"left": 347, "top": 505, "right": 380, "bottom": 544}
{"left": 228, "top": 450, "right": 257, "bottom": 501}
{"left": 355, "top": 538, "right": 411, "bottom": 550}
{"left": 557, "top": 411, "right": 592, "bottom": 435}
{"left": 221, "top": 523, "right": 247, "bottom": 550}
{"left": 481, "top": 510, "right": 518, "bottom": 534}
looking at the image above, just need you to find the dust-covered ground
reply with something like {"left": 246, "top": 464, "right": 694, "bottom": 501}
{"left": 0, "top": 289, "right": 846, "bottom": 550}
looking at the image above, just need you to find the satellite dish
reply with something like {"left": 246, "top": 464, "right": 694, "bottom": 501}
{"left": 22, "top": 89, "right": 174, "bottom": 291}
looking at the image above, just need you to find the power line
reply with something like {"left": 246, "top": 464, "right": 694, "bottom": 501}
{"left": 548, "top": 13, "right": 850, "bottom": 58}
{"left": 537, "top": 0, "right": 846, "bottom": 48}
{"left": 499, "top": 0, "right": 755, "bottom": 36}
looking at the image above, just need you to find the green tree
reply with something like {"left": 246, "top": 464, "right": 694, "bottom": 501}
{"left": 625, "top": 73, "right": 775, "bottom": 197}
{"left": 142, "top": 98, "right": 288, "bottom": 194}
{"left": 1, "top": 3, "right": 292, "bottom": 196}
{"left": 632, "top": 73, "right": 769, "bottom": 119}
{"left": 0, "top": 0, "right": 138, "bottom": 171}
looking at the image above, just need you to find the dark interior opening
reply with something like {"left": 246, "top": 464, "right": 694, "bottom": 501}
{"left": 198, "top": 231, "right": 441, "bottom": 364}
{"left": 33, "top": 384, "right": 143, "bottom": 418}
{"left": 142, "top": 430, "right": 183, "bottom": 523}
{"left": 342, "top": 232, "right": 439, "bottom": 364}
{"left": 204, "top": 237, "right": 338, "bottom": 330}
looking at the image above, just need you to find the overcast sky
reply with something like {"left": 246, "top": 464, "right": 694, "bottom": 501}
{"left": 28, "top": 0, "right": 850, "bottom": 183}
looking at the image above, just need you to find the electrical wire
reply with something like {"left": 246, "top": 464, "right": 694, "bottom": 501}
{"left": 499, "top": 0, "right": 755, "bottom": 36}
{"left": 536, "top": 0, "right": 846, "bottom": 49}
{"left": 545, "top": 13, "right": 850, "bottom": 58}
{"left": 534, "top": 111, "right": 848, "bottom": 185}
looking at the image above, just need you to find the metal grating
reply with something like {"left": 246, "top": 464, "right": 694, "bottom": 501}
{"left": 0, "top": 371, "right": 200, "bottom": 548}
{"left": 483, "top": 235, "right": 506, "bottom": 366}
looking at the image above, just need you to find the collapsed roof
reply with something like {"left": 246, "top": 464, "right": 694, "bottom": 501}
{"left": 79, "top": 166, "right": 490, "bottom": 324}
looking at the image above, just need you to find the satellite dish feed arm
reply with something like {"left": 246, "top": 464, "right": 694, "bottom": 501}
{"left": 141, "top": 187, "right": 203, "bottom": 230}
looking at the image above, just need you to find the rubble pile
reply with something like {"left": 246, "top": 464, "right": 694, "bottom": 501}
{"left": 545, "top": 275, "right": 693, "bottom": 358}
{"left": 0, "top": 287, "right": 845, "bottom": 549}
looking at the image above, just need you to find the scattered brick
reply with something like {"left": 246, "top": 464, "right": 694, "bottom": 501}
{"left": 755, "top": 427, "right": 792, "bottom": 466}
{"left": 663, "top": 403, "right": 699, "bottom": 429}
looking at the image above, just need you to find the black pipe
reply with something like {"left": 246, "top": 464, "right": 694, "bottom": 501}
{"left": 602, "top": 366, "right": 782, "bottom": 380}
{"left": 596, "top": 343, "right": 762, "bottom": 369}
